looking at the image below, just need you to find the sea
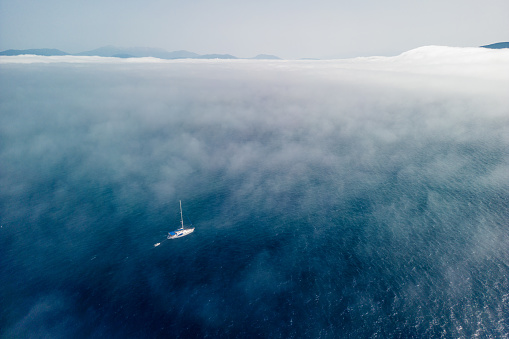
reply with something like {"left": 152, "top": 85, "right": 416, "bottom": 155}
{"left": 1, "top": 47, "right": 508, "bottom": 338}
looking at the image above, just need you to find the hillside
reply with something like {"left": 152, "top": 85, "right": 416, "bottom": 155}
{"left": 0, "top": 48, "right": 69, "bottom": 56}
{"left": 481, "top": 42, "right": 509, "bottom": 49}
{"left": 0, "top": 46, "right": 281, "bottom": 59}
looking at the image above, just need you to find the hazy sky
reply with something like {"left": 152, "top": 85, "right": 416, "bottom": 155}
{"left": 0, "top": 0, "right": 507, "bottom": 59}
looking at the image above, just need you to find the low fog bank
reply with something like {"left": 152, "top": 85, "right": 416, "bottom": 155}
{"left": 1, "top": 48, "right": 508, "bottom": 337}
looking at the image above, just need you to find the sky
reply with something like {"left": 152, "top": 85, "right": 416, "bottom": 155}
{"left": 1, "top": 47, "right": 508, "bottom": 337}
{"left": 0, "top": 0, "right": 508, "bottom": 59}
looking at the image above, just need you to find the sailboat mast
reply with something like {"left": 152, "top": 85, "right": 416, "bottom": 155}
{"left": 180, "top": 200, "right": 184, "bottom": 229}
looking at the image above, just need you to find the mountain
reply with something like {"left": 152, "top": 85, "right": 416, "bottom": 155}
{"left": 75, "top": 46, "right": 131, "bottom": 57}
{"left": 75, "top": 46, "right": 200, "bottom": 59}
{"left": 165, "top": 50, "right": 201, "bottom": 59}
{"left": 197, "top": 54, "right": 238, "bottom": 59}
{"left": 112, "top": 54, "right": 137, "bottom": 59}
{"left": 0, "top": 48, "right": 69, "bottom": 56}
{"left": 251, "top": 54, "right": 281, "bottom": 60}
{"left": 0, "top": 46, "right": 282, "bottom": 60}
{"left": 480, "top": 42, "right": 509, "bottom": 49}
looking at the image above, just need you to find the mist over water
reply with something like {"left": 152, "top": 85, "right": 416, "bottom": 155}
{"left": 1, "top": 48, "right": 508, "bottom": 338}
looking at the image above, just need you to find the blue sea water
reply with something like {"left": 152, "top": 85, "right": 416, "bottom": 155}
{"left": 1, "top": 55, "right": 508, "bottom": 338}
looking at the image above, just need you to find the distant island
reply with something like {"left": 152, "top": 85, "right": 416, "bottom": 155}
{"left": 0, "top": 45, "right": 282, "bottom": 60}
{"left": 480, "top": 42, "right": 509, "bottom": 49}
{"left": 0, "top": 48, "right": 69, "bottom": 56}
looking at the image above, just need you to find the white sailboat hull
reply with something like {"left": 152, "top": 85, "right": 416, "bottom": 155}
{"left": 167, "top": 227, "right": 195, "bottom": 239}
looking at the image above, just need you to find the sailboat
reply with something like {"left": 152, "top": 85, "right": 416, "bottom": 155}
{"left": 167, "top": 200, "right": 195, "bottom": 239}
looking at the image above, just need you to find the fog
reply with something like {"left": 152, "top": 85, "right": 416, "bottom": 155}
{"left": 1, "top": 46, "right": 508, "bottom": 337}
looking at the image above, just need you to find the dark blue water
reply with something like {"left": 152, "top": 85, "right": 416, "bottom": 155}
{"left": 1, "top": 60, "right": 508, "bottom": 338}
